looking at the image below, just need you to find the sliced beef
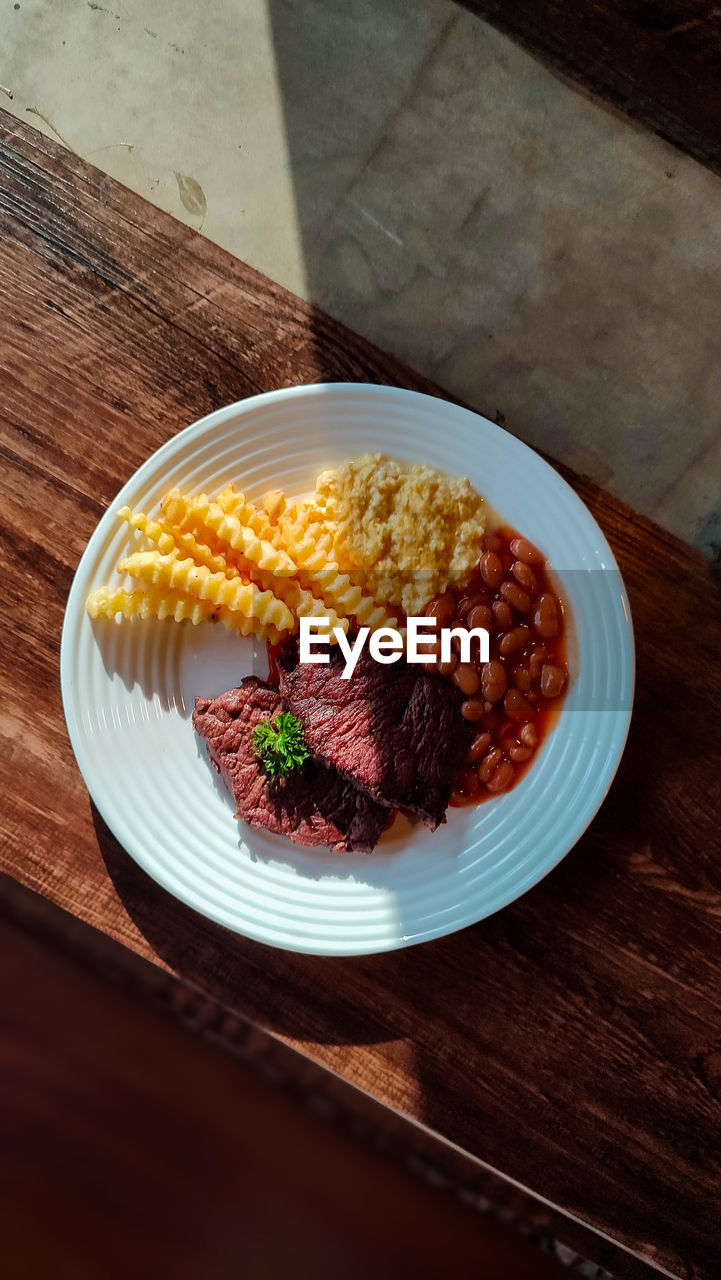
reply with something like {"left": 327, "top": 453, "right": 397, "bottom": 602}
{"left": 278, "top": 645, "right": 471, "bottom": 829}
{"left": 193, "top": 676, "right": 389, "bottom": 853}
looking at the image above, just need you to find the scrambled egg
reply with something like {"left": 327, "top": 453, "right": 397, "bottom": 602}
{"left": 314, "top": 453, "right": 486, "bottom": 615}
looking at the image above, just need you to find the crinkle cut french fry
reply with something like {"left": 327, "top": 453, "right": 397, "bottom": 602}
{"left": 223, "top": 488, "right": 336, "bottom": 565}
{"left": 118, "top": 507, "right": 275, "bottom": 632}
{"left": 278, "top": 514, "right": 397, "bottom": 631}
{"left": 118, "top": 506, "right": 176, "bottom": 555}
{"left": 87, "top": 584, "right": 215, "bottom": 625}
{"left": 250, "top": 569, "right": 348, "bottom": 636}
{"left": 161, "top": 489, "right": 297, "bottom": 576}
{"left": 162, "top": 490, "right": 346, "bottom": 633}
{"left": 86, "top": 584, "right": 281, "bottom": 641}
{"left": 261, "top": 490, "right": 286, "bottom": 523}
{"left": 123, "top": 494, "right": 344, "bottom": 637}
{"left": 158, "top": 491, "right": 264, "bottom": 580}
{"left": 214, "top": 489, "right": 347, "bottom": 636}
{"left": 277, "top": 513, "right": 335, "bottom": 573}
{"left": 119, "top": 505, "right": 242, "bottom": 579}
{"left": 283, "top": 495, "right": 330, "bottom": 528}
{"left": 117, "top": 549, "right": 295, "bottom": 635}
{"left": 219, "top": 489, "right": 336, "bottom": 567}
{"left": 216, "top": 610, "right": 282, "bottom": 643}
{"left": 216, "top": 486, "right": 283, "bottom": 547}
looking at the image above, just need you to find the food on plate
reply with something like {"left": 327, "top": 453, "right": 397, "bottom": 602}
{"left": 86, "top": 584, "right": 220, "bottom": 627}
{"left": 88, "top": 450, "right": 569, "bottom": 850}
{"left": 86, "top": 479, "right": 397, "bottom": 643}
{"left": 420, "top": 526, "right": 568, "bottom": 805}
{"left": 270, "top": 506, "right": 395, "bottom": 630}
{"left": 193, "top": 678, "right": 389, "bottom": 853}
{"left": 276, "top": 642, "right": 471, "bottom": 829}
{"left": 261, "top": 490, "right": 286, "bottom": 522}
{"left": 192, "top": 484, "right": 394, "bottom": 632}
{"left": 118, "top": 504, "right": 278, "bottom": 581}
{"left": 117, "top": 549, "right": 295, "bottom": 637}
{"left": 251, "top": 711, "right": 309, "bottom": 778}
{"left": 305, "top": 453, "right": 487, "bottom": 615}
{"left": 160, "top": 490, "right": 297, "bottom": 576}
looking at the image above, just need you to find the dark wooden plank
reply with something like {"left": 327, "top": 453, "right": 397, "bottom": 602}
{"left": 460, "top": 0, "right": 721, "bottom": 178}
{"left": 0, "top": 874, "right": 666, "bottom": 1280}
{"left": 1, "top": 110, "right": 721, "bottom": 1279}
{"left": 3, "top": 918, "right": 574, "bottom": 1280}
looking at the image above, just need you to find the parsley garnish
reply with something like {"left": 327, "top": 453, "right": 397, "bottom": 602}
{"left": 252, "top": 712, "right": 309, "bottom": 778}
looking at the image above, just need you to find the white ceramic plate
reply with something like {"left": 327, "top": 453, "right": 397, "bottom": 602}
{"left": 61, "top": 384, "right": 634, "bottom": 955}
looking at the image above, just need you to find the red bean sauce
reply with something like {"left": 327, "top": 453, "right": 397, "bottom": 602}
{"left": 424, "top": 528, "right": 568, "bottom": 805}
{"left": 266, "top": 639, "right": 284, "bottom": 687}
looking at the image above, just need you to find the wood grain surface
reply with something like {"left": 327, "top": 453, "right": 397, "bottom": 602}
{"left": 1, "top": 110, "right": 720, "bottom": 1279}
{"left": 3, "top": 919, "right": 573, "bottom": 1280}
{"left": 460, "top": 0, "right": 721, "bottom": 178}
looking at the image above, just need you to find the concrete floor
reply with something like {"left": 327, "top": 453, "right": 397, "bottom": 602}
{"left": 2, "top": 0, "right": 720, "bottom": 557}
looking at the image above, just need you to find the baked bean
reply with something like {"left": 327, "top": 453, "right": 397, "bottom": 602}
{"left": 478, "top": 747, "right": 504, "bottom": 783}
{"left": 529, "top": 646, "right": 548, "bottom": 680}
{"left": 533, "top": 592, "right": 559, "bottom": 639}
{"left": 509, "top": 537, "right": 544, "bottom": 567}
{"left": 450, "top": 526, "right": 568, "bottom": 807}
{"left": 456, "top": 764, "right": 480, "bottom": 796}
{"left": 418, "top": 656, "right": 438, "bottom": 673}
{"left": 499, "top": 625, "right": 531, "bottom": 657}
{"left": 479, "top": 660, "right": 505, "bottom": 703}
{"left": 513, "top": 665, "right": 531, "bottom": 693}
{"left": 453, "top": 662, "right": 481, "bottom": 696}
{"left": 418, "top": 636, "right": 442, "bottom": 669}
{"left": 482, "top": 531, "right": 504, "bottom": 555}
{"left": 468, "top": 604, "right": 493, "bottom": 631}
{"left": 500, "top": 580, "right": 532, "bottom": 614}
{"left": 426, "top": 592, "right": 456, "bottom": 628}
{"left": 438, "top": 654, "right": 458, "bottom": 677}
{"left": 504, "top": 688, "right": 531, "bottom": 720}
{"left": 452, "top": 632, "right": 482, "bottom": 657}
{"left": 512, "top": 561, "right": 538, "bottom": 595}
{"left": 487, "top": 760, "right": 514, "bottom": 792}
{"left": 540, "top": 663, "right": 566, "bottom": 698}
{"left": 480, "top": 551, "right": 504, "bottom": 589}
{"left": 465, "top": 730, "right": 492, "bottom": 761}
{"left": 492, "top": 600, "right": 513, "bottom": 631}
{"left": 457, "top": 591, "right": 489, "bottom": 620}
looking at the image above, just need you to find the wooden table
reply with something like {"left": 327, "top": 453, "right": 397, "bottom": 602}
{"left": 2, "top": 110, "right": 720, "bottom": 1279}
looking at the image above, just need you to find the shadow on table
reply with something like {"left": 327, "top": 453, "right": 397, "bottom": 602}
{"left": 93, "top": 646, "right": 708, "bottom": 1056}
{"left": 93, "top": 801, "right": 400, "bottom": 1047}
{"left": 92, "top": 674, "right": 717, "bottom": 1280}
{"left": 92, "top": 720, "right": 680, "bottom": 1279}
{"left": 94, "top": 792, "right": 544, "bottom": 1055}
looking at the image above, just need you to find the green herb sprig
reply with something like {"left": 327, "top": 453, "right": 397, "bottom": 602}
{"left": 252, "top": 712, "right": 309, "bottom": 778}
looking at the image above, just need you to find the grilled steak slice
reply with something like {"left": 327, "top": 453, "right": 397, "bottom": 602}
{"left": 278, "top": 646, "right": 471, "bottom": 829}
{"left": 193, "top": 677, "right": 389, "bottom": 853}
